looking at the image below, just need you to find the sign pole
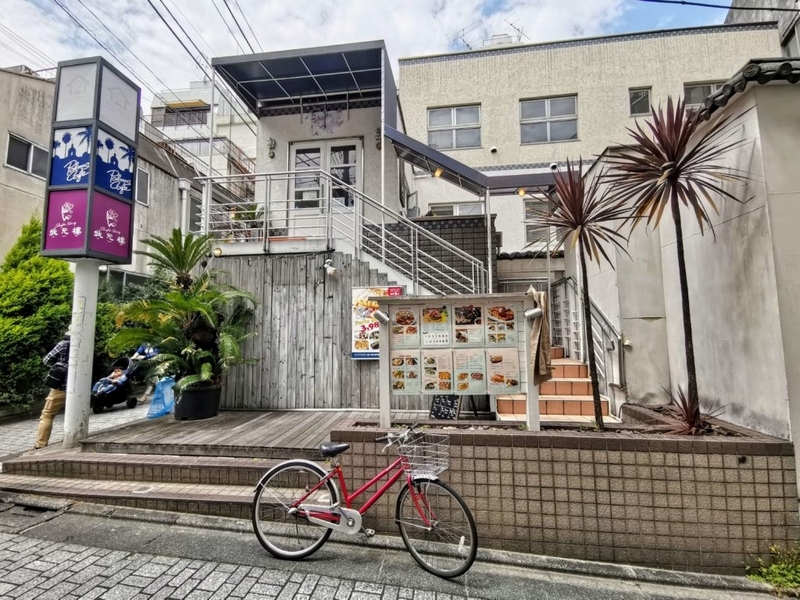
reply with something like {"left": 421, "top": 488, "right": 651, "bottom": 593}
{"left": 62, "top": 259, "right": 101, "bottom": 447}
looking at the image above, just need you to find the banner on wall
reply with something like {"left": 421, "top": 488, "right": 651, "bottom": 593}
{"left": 351, "top": 286, "right": 403, "bottom": 359}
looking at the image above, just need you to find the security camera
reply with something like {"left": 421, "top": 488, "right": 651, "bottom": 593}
{"left": 490, "top": 146, "right": 498, "bottom": 154}
{"left": 323, "top": 258, "right": 338, "bottom": 277}
{"left": 549, "top": 163, "right": 559, "bottom": 171}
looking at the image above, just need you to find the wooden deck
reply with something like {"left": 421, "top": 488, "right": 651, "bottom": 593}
{"left": 80, "top": 410, "right": 423, "bottom": 460}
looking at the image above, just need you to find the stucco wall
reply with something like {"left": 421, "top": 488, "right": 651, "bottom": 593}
{"left": 0, "top": 70, "right": 53, "bottom": 260}
{"left": 659, "top": 90, "right": 790, "bottom": 439}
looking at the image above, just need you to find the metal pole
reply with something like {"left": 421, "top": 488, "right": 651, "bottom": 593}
{"left": 62, "top": 259, "right": 100, "bottom": 448}
{"left": 546, "top": 223, "right": 553, "bottom": 333}
{"left": 264, "top": 177, "right": 271, "bottom": 253}
{"left": 484, "top": 189, "right": 493, "bottom": 293}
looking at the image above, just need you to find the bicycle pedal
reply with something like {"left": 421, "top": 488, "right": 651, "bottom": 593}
{"left": 364, "top": 528, "right": 375, "bottom": 538}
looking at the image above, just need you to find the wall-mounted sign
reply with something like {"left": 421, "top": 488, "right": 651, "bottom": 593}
{"left": 41, "top": 57, "right": 140, "bottom": 264}
{"left": 351, "top": 286, "right": 403, "bottom": 359}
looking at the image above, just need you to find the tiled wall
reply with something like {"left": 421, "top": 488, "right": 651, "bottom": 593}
{"left": 331, "top": 428, "right": 799, "bottom": 574}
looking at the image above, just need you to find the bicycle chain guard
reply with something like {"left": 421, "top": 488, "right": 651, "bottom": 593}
{"left": 299, "top": 503, "right": 363, "bottom": 535}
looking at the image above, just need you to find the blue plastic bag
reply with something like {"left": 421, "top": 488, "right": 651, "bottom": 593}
{"left": 147, "top": 377, "right": 175, "bottom": 418}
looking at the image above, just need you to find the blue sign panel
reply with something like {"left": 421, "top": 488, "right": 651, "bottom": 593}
{"left": 50, "top": 126, "right": 92, "bottom": 186}
{"left": 94, "top": 128, "right": 135, "bottom": 201}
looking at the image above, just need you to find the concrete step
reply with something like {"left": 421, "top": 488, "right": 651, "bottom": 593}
{"left": 540, "top": 378, "right": 594, "bottom": 396}
{"left": 80, "top": 438, "right": 322, "bottom": 461}
{"left": 0, "top": 473, "right": 254, "bottom": 519}
{"left": 1, "top": 451, "right": 286, "bottom": 487}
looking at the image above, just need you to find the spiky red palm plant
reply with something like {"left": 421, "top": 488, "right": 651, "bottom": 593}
{"left": 604, "top": 96, "right": 749, "bottom": 419}
{"left": 532, "top": 159, "right": 631, "bottom": 430}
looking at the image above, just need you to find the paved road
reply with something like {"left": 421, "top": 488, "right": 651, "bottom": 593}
{"left": 0, "top": 401, "right": 149, "bottom": 461}
{"left": 0, "top": 509, "right": 772, "bottom": 600}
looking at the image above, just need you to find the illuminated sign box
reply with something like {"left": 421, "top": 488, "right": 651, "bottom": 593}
{"left": 41, "top": 57, "right": 141, "bottom": 264}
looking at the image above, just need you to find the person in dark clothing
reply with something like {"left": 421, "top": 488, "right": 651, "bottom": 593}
{"left": 35, "top": 334, "right": 70, "bottom": 449}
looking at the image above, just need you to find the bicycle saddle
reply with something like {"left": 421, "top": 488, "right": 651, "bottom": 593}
{"left": 319, "top": 442, "right": 350, "bottom": 457}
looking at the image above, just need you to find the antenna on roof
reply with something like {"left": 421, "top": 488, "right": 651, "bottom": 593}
{"left": 447, "top": 20, "right": 483, "bottom": 51}
{"left": 505, "top": 20, "right": 530, "bottom": 43}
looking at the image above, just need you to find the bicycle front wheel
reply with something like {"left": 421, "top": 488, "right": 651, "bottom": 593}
{"left": 252, "top": 460, "right": 339, "bottom": 560}
{"left": 395, "top": 479, "right": 478, "bottom": 578}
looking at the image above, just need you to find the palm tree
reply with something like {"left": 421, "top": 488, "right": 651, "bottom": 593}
{"left": 61, "top": 132, "right": 72, "bottom": 154}
{"left": 119, "top": 145, "right": 135, "bottom": 170}
{"left": 104, "top": 138, "right": 115, "bottom": 163}
{"left": 76, "top": 127, "right": 92, "bottom": 152}
{"left": 137, "top": 228, "right": 214, "bottom": 291}
{"left": 604, "top": 96, "right": 749, "bottom": 423}
{"left": 530, "top": 159, "right": 631, "bottom": 430}
{"left": 52, "top": 140, "right": 61, "bottom": 158}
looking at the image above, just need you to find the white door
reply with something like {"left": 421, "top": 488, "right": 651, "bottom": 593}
{"left": 290, "top": 139, "right": 361, "bottom": 239}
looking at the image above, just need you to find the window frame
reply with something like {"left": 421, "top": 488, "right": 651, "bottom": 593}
{"left": 628, "top": 87, "right": 652, "bottom": 117}
{"left": 683, "top": 82, "right": 725, "bottom": 108}
{"left": 5, "top": 134, "right": 48, "bottom": 179}
{"left": 427, "top": 202, "right": 485, "bottom": 217}
{"left": 135, "top": 168, "right": 150, "bottom": 206}
{"left": 426, "top": 104, "right": 482, "bottom": 150}
{"left": 524, "top": 197, "right": 552, "bottom": 246}
{"left": 519, "top": 95, "right": 579, "bottom": 145}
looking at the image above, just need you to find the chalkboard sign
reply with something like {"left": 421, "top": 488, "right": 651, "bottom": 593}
{"left": 429, "top": 395, "right": 461, "bottom": 420}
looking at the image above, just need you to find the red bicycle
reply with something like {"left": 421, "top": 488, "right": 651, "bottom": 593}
{"left": 251, "top": 424, "right": 478, "bottom": 578}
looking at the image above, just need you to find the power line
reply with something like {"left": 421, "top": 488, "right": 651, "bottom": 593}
{"left": 0, "top": 21, "right": 55, "bottom": 68}
{"left": 209, "top": 0, "right": 244, "bottom": 54}
{"left": 232, "top": 0, "right": 263, "bottom": 52}
{"left": 222, "top": 0, "right": 255, "bottom": 54}
{"left": 163, "top": 0, "right": 217, "bottom": 57}
{"left": 0, "top": 39, "right": 49, "bottom": 70}
{"left": 638, "top": 0, "right": 800, "bottom": 12}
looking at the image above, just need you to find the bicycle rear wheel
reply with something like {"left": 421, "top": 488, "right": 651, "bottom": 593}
{"left": 395, "top": 479, "right": 478, "bottom": 578}
{"left": 252, "top": 460, "right": 339, "bottom": 560}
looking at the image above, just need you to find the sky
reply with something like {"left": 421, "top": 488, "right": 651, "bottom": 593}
{"left": 0, "top": 0, "right": 733, "bottom": 110}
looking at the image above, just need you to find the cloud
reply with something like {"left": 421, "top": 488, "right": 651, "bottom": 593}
{"left": 1, "top": 0, "right": 626, "bottom": 110}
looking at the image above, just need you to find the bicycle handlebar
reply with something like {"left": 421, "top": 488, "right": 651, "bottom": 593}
{"left": 374, "top": 423, "right": 419, "bottom": 448}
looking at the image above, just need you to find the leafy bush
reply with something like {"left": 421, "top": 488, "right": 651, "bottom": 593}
{"left": 0, "top": 216, "right": 73, "bottom": 406}
{"left": 749, "top": 545, "right": 800, "bottom": 594}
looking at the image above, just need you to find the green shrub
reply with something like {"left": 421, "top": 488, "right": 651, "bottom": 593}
{"left": 0, "top": 216, "right": 73, "bottom": 406}
{"left": 749, "top": 545, "right": 800, "bottom": 594}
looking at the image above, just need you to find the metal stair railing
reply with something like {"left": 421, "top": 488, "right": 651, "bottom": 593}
{"left": 196, "top": 170, "right": 488, "bottom": 295}
{"left": 550, "top": 276, "right": 625, "bottom": 398}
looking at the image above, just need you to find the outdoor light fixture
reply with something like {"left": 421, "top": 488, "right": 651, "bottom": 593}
{"left": 373, "top": 310, "right": 390, "bottom": 325}
{"left": 524, "top": 307, "right": 543, "bottom": 321}
{"left": 433, "top": 167, "right": 443, "bottom": 178}
{"left": 212, "top": 247, "right": 223, "bottom": 258}
{"left": 517, "top": 187, "right": 526, "bottom": 197}
{"left": 323, "top": 258, "right": 338, "bottom": 277}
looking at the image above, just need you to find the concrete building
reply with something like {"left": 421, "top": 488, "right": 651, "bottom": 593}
{"left": 725, "top": 0, "right": 800, "bottom": 56}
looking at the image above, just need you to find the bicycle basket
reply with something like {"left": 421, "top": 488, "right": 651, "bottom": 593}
{"left": 399, "top": 432, "right": 450, "bottom": 477}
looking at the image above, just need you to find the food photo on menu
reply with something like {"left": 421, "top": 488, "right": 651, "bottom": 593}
{"left": 486, "top": 348, "right": 521, "bottom": 393}
{"left": 390, "top": 351, "right": 421, "bottom": 393}
{"left": 421, "top": 306, "right": 451, "bottom": 346}
{"left": 486, "top": 304, "right": 520, "bottom": 346}
{"left": 453, "top": 305, "right": 485, "bottom": 346}
{"left": 420, "top": 350, "right": 453, "bottom": 393}
{"left": 389, "top": 306, "right": 420, "bottom": 349}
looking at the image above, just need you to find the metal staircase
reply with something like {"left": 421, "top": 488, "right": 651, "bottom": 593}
{"left": 197, "top": 170, "right": 488, "bottom": 296}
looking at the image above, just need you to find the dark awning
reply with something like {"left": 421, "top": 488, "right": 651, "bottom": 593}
{"left": 385, "top": 125, "right": 555, "bottom": 196}
{"left": 212, "top": 40, "right": 386, "bottom": 117}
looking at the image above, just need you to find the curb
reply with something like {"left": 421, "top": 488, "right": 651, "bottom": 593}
{"left": 2, "top": 495, "right": 761, "bottom": 594}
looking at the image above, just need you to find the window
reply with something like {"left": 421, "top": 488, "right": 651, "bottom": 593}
{"left": 6, "top": 134, "right": 48, "bottom": 178}
{"left": 427, "top": 202, "right": 485, "bottom": 217}
{"left": 784, "top": 24, "right": 800, "bottom": 58}
{"left": 136, "top": 168, "right": 150, "bottom": 206}
{"left": 290, "top": 139, "right": 362, "bottom": 209}
{"left": 163, "top": 108, "right": 209, "bottom": 127}
{"left": 427, "top": 105, "right": 481, "bottom": 150}
{"left": 524, "top": 197, "right": 551, "bottom": 246}
{"left": 520, "top": 95, "right": 578, "bottom": 144}
{"left": 188, "top": 194, "right": 202, "bottom": 233}
{"left": 684, "top": 82, "right": 724, "bottom": 108}
{"left": 629, "top": 88, "right": 651, "bottom": 116}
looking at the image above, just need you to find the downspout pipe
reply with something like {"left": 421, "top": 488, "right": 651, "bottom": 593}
{"left": 178, "top": 178, "right": 191, "bottom": 233}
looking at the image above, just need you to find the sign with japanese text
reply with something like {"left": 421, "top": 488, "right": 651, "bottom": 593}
{"left": 351, "top": 286, "right": 403, "bottom": 359}
{"left": 41, "top": 57, "right": 140, "bottom": 264}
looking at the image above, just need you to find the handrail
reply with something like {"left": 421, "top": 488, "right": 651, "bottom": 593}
{"left": 196, "top": 169, "right": 488, "bottom": 295}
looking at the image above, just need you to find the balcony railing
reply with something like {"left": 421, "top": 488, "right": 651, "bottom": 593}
{"left": 196, "top": 170, "right": 488, "bottom": 296}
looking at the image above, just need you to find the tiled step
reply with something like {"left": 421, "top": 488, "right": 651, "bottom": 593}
{"left": 540, "top": 378, "right": 594, "bottom": 396}
{"left": 497, "top": 395, "right": 609, "bottom": 416}
{"left": 0, "top": 474, "right": 253, "bottom": 519}
{"left": 1, "top": 451, "right": 285, "bottom": 486}
{"left": 551, "top": 358, "right": 588, "bottom": 379}
{"left": 551, "top": 347, "right": 565, "bottom": 359}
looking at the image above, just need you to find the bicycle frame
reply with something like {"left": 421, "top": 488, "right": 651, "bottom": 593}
{"left": 292, "top": 455, "right": 434, "bottom": 529}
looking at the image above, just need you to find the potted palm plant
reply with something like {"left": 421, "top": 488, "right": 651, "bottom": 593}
{"left": 109, "top": 229, "right": 255, "bottom": 419}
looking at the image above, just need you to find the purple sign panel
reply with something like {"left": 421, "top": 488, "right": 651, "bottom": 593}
{"left": 94, "top": 129, "right": 135, "bottom": 201}
{"left": 89, "top": 192, "right": 132, "bottom": 258}
{"left": 50, "top": 126, "right": 92, "bottom": 186}
{"left": 44, "top": 189, "right": 88, "bottom": 251}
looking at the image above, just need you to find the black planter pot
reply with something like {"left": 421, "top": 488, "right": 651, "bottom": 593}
{"left": 174, "top": 385, "right": 221, "bottom": 420}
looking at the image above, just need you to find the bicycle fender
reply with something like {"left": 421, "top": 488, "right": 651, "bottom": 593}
{"left": 253, "top": 459, "right": 336, "bottom": 492}
{"left": 409, "top": 474, "right": 440, "bottom": 483}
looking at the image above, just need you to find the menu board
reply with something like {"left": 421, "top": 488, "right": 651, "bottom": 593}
{"left": 421, "top": 305, "right": 451, "bottom": 347}
{"left": 485, "top": 303, "right": 522, "bottom": 347}
{"left": 421, "top": 350, "right": 454, "bottom": 393}
{"left": 453, "top": 305, "right": 484, "bottom": 347}
{"left": 486, "top": 348, "right": 521, "bottom": 394}
{"left": 430, "top": 395, "right": 461, "bottom": 420}
{"left": 351, "top": 286, "right": 403, "bottom": 359}
{"left": 390, "top": 351, "right": 421, "bottom": 395}
{"left": 389, "top": 305, "right": 420, "bottom": 349}
{"left": 453, "top": 349, "right": 487, "bottom": 395}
